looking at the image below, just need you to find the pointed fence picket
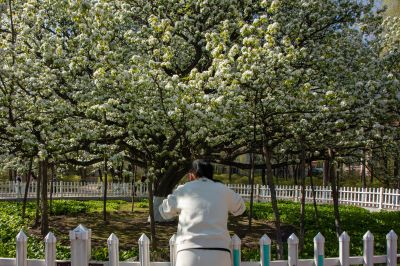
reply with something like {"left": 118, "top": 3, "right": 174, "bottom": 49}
{"left": 45, "top": 232, "right": 56, "bottom": 266}
{"left": 16, "top": 230, "right": 27, "bottom": 266}
{"left": 108, "top": 233, "right": 119, "bottom": 266}
{"left": 1, "top": 226, "right": 398, "bottom": 266}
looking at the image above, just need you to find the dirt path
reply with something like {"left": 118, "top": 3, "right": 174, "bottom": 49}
{"left": 29, "top": 208, "right": 296, "bottom": 260}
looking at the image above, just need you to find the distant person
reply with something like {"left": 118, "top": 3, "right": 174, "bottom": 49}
{"left": 15, "top": 175, "right": 22, "bottom": 197}
{"left": 159, "top": 159, "right": 245, "bottom": 266}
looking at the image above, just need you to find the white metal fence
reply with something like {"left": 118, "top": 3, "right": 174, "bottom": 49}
{"left": 1, "top": 181, "right": 400, "bottom": 210}
{"left": 0, "top": 225, "right": 398, "bottom": 266}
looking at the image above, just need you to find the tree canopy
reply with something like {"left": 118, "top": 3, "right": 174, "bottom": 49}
{"left": 0, "top": 0, "right": 399, "bottom": 189}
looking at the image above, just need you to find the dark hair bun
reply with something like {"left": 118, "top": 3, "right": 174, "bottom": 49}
{"left": 192, "top": 159, "right": 214, "bottom": 180}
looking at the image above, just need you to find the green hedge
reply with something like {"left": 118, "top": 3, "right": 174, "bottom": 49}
{"left": 246, "top": 201, "right": 400, "bottom": 260}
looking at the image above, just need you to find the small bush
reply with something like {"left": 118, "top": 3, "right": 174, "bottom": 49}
{"left": 52, "top": 200, "right": 88, "bottom": 215}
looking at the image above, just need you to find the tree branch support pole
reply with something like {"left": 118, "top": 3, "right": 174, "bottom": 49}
{"left": 299, "top": 145, "right": 306, "bottom": 251}
{"left": 41, "top": 157, "right": 49, "bottom": 236}
{"left": 329, "top": 149, "right": 341, "bottom": 237}
{"left": 103, "top": 157, "right": 108, "bottom": 224}
{"left": 309, "top": 161, "right": 320, "bottom": 230}
{"left": 22, "top": 157, "right": 34, "bottom": 220}
{"left": 34, "top": 161, "right": 42, "bottom": 228}
{"left": 263, "top": 144, "right": 284, "bottom": 259}
{"left": 147, "top": 172, "right": 157, "bottom": 250}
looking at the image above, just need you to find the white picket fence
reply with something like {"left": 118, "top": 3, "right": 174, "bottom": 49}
{"left": 0, "top": 225, "right": 398, "bottom": 266}
{"left": 1, "top": 181, "right": 400, "bottom": 210}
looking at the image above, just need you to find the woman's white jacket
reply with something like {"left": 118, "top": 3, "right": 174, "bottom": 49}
{"left": 159, "top": 178, "right": 246, "bottom": 252}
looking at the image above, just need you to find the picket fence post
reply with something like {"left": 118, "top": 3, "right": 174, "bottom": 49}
{"left": 363, "top": 231, "right": 374, "bottom": 266}
{"left": 379, "top": 187, "right": 384, "bottom": 209}
{"left": 232, "top": 234, "right": 241, "bottom": 266}
{"left": 314, "top": 233, "right": 325, "bottom": 266}
{"left": 260, "top": 234, "right": 271, "bottom": 266}
{"left": 108, "top": 233, "right": 119, "bottom": 266}
{"left": 16, "top": 230, "right": 27, "bottom": 266}
{"left": 45, "top": 232, "right": 57, "bottom": 266}
{"left": 256, "top": 184, "right": 260, "bottom": 202}
{"left": 60, "top": 181, "right": 63, "bottom": 197}
{"left": 386, "top": 230, "right": 397, "bottom": 266}
{"left": 294, "top": 185, "right": 299, "bottom": 202}
{"left": 70, "top": 224, "right": 89, "bottom": 266}
{"left": 138, "top": 234, "right": 150, "bottom": 266}
{"left": 288, "top": 233, "right": 299, "bottom": 266}
{"left": 339, "top": 231, "right": 350, "bottom": 266}
{"left": 169, "top": 234, "right": 177, "bottom": 266}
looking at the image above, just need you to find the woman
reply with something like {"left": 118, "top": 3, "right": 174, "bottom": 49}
{"left": 159, "top": 159, "right": 245, "bottom": 266}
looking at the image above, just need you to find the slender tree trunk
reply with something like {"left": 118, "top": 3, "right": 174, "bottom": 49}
{"left": 118, "top": 162, "right": 124, "bottom": 182}
{"left": 309, "top": 161, "right": 320, "bottom": 230}
{"left": 299, "top": 147, "right": 306, "bottom": 252}
{"left": 261, "top": 168, "right": 266, "bottom": 186}
{"left": 361, "top": 150, "right": 367, "bottom": 188}
{"left": 329, "top": 151, "right": 341, "bottom": 237}
{"left": 110, "top": 167, "right": 115, "bottom": 182}
{"left": 323, "top": 159, "right": 329, "bottom": 186}
{"left": 103, "top": 158, "right": 108, "bottom": 223}
{"left": 228, "top": 165, "right": 233, "bottom": 183}
{"left": 394, "top": 155, "right": 400, "bottom": 189}
{"left": 131, "top": 164, "right": 137, "bottom": 213}
{"left": 8, "top": 169, "right": 13, "bottom": 181}
{"left": 148, "top": 176, "right": 157, "bottom": 249}
{"left": 248, "top": 152, "right": 255, "bottom": 229}
{"left": 98, "top": 168, "right": 103, "bottom": 182}
{"left": 22, "top": 157, "right": 34, "bottom": 220}
{"left": 79, "top": 167, "right": 85, "bottom": 182}
{"left": 34, "top": 161, "right": 41, "bottom": 227}
{"left": 49, "top": 163, "right": 55, "bottom": 215}
{"left": 41, "top": 158, "right": 49, "bottom": 236}
{"left": 262, "top": 144, "right": 284, "bottom": 259}
{"left": 370, "top": 164, "right": 374, "bottom": 184}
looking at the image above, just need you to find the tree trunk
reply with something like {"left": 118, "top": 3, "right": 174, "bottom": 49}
{"left": 262, "top": 144, "right": 284, "bottom": 259}
{"left": 22, "top": 157, "right": 34, "bottom": 220}
{"left": 153, "top": 166, "right": 187, "bottom": 196}
{"left": 49, "top": 163, "right": 55, "bottom": 215}
{"left": 394, "top": 155, "right": 400, "bottom": 189}
{"left": 118, "top": 162, "right": 124, "bottom": 182}
{"left": 110, "top": 167, "right": 115, "bottom": 182}
{"left": 151, "top": 163, "right": 191, "bottom": 222}
{"left": 248, "top": 152, "right": 255, "bottom": 229}
{"left": 329, "top": 152, "right": 342, "bottom": 237}
{"left": 370, "top": 164, "right": 374, "bottom": 184}
{"left": 299, "top": 147, "right": 306, "bottom": 252}
{"left": 79, "top": 167, "right": 87, "bottom": 182}
{"left": 103, "top": 158, "right": 108, "bottom": 223}
{"left": 131, "top": 164, "right": 137, "bottom": 213}
{"left": 228, "top": 165, "right": 233, "bottom": 183}
{"left": 98, "top": 168, "right": 103, "bottom": 182}
{"left": 323, "top": 159, "right": 329, "bottom": 186}
{"left": 148, "top": 176, "right": 157, "bottom": 249}
{"left": 361, "top": 150, "right": 367, "bottom": 188}
{"left": 309, "top": 161, "right": 320, "bottom": 230}
{"left": 261, "top": 167, "right": 266, "bottom": 186}
{"left": 34, "top": 161, "right": 41, "bottom": 227}
{"left": 8, "top": 169, "right": 13, "bottom": 181}
{"left": 40, "top": 159, "right": 49, "bottom": 237}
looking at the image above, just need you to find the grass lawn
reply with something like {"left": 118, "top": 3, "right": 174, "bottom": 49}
{"left": 0, "top": 199, "right": 399, "bottom": 261}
